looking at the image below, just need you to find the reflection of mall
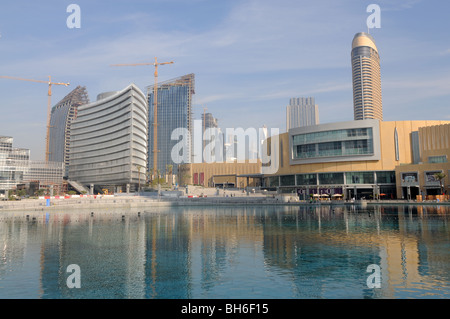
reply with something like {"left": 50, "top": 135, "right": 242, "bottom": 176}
{"left": 263, "top": 120, "right": 450, "bottom": 200}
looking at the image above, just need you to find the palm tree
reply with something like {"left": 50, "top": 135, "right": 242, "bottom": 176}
{"left": 434, "top": 172, "right": 447, "bottom": 195}
{"left": 167, "top": 164, "right": 173, "bottom": 188}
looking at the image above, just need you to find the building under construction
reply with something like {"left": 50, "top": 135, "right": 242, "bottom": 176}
{"left": 48, "top": 86, "right": 89, "bottom": 176}
{"left": 147, "top": 74, "right": 195, "bottom": 177}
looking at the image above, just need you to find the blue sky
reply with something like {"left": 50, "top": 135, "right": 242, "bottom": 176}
{"left": 0, "top": 0, "right": 449, "bottom": 160}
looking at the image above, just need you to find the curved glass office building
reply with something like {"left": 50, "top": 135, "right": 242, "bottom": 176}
{"left": 351, "top": 32, "right": 383, "bottom": 121}
{"left": 69, "top": 84, "right": 148, "bottom": 193}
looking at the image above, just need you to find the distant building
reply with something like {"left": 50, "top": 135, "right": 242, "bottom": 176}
{"left": 69, "top": 84, "right": 148, "bottom": 193}
{"left": 147, "top": 74, "right": 195, "bottom": 175}
{"left": 202, "top": 112, "right": 218, "bottom": 131}
{"left": 351, "top": 32, "right": 383, "bottom": 121}
{"left": 23, "top": 161, "right": 65, "bottom": 195}
{"left": 286, "top": 97, "right": 319, "bottom": 130}
{"left": 0, "top": 136, "right": 64, "bottom": 195}
{"left": 0, "top": 136, "right": 30, "bottom": 193}
{"left": 48, "top": 86, "right": 89, "bottom": 176}
{"left": 178, "top": 160, "right": 262, "bottom": 188}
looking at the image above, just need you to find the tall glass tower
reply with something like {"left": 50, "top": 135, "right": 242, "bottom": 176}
{"left": 147, "top": 74, "right": 195, "bottom": 175}
{"left": 351, "top": 32, "right": 383, "bottom": 121}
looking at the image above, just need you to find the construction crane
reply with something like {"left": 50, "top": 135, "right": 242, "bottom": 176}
{"left": 0, "top": 75, "right": 70, "bottom": 161}
{"left": 111, "top": 57, "right": 174, "bottom": 177}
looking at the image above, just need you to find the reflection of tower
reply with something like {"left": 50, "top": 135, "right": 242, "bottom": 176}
{"left": 378, "top": 208, "right": 421, "bottom": 298}
{"left": 144, "top": 213, "right": 191, "bottom": 298}
{"left": 351, "top": 32, "right": 383, "bottom": 121}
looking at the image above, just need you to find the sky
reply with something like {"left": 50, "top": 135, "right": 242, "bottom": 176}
{"left": 0, "top": 0, "right": 449, "bottom": 160}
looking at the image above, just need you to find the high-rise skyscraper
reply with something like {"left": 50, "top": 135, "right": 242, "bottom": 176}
{"left": 202, "top": 112, "right": 218, "bottom": 132}
{"left": 286, "top": 97, "right": 319, "bottom": 130}
{"left": 48, "top": 86, "right": 89, "bottom": 176}
{"left": 69, "top": 84, "right": 148, "bottom": 193}
{"left": 351, "top": 32, "right": 383, "bottom": 121}
{"left": 147, "top": 74, "right": 195, "bottom": 175}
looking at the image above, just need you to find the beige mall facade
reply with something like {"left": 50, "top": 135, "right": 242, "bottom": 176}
{"left": 264, "top": 119, "right": 450, "bottom": 200}
{"left": 395, "top": 123, "right": 450, "bottom": 200}
{"left": 179, "top": 120, "right": 450, "bottom": 200}
{"left": 178, "top": 160, "right": 262, "bottom": 189}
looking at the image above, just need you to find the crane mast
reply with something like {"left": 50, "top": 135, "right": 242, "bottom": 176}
{"left": 0, "top": 75, "right": 70, "bottom": 161}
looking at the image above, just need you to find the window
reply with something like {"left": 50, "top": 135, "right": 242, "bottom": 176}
{"left": 296, "top": 174, "right": 317, "bottom": 185}
{"left": 266, "top": 176, "right": 279, "bottom": 187}
{"left": 428, "top": 156, "right": 447, "bottom": 164}
{"left": 376, "top": 171, "right": 395, "bottom": 184}
{"left": 346, "top": 172, "right": 374, "bottom": 184}
{"left": 318, "top": 173, "right": 344, "bottom": 185}
{"left": 292, "top": 127, "right": 374, "bottom": 159}
{"left": 280, "top": 175, "right": 295, "bottom": 186}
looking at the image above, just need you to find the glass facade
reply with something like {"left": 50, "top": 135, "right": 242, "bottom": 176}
{"left": 345, "top": 172, "right": 374, "bottom": 184}
{"left": 293, "top": 127, "right": 374, "bottom": 159}
{"left": 280, "top": 175, "right": 295, "bottom": 186}
{"left": 49, "top": 86, "right": 89, "bottom": 177}
{"left": 265, "top": 176, "right": 279, "bottom": 187}
{"left": 318, "top": 173, "right": 344, "bottom": 185}
{"left": 376, "top": 171, "right": 395, "bottom": 184}
{"left": 296, "top": 174, "right": 317, "bottom": 185}
{"left": 148, "top": 74, "right": 194, "bottom": 175}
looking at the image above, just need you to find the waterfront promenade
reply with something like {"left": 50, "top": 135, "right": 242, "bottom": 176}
{"left": 1, "top": 189, "right": 449, "bottom": 212}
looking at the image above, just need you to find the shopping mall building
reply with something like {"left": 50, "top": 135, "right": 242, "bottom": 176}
{"left": 263, "top": 119, "right": 450, "bottom": 200}
{"left": 181, "top": 119, "right": 450, "bottom": 200}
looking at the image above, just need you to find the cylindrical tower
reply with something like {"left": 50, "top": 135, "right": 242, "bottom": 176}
{"left": 351, "top": 32, "right": 383, "bottom": 121}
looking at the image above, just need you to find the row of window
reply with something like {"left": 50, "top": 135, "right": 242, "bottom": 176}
{"left": 294, "top": 139, "right": 374, "bottom": 159}
{"left": 265, "top": 171, "right": 395, "bottom": 187}
{"left": 293, "top": 128, "right": 372, "bottom": 145}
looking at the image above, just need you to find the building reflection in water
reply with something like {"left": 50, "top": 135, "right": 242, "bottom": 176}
{"left": 0, "top": 204, "right": 449, "bottom": 298}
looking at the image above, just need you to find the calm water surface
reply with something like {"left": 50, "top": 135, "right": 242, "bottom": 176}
{"left": 0, "top": 204, "right": 449, "bottom": 299}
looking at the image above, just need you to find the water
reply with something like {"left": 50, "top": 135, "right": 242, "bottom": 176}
{"left": 0, "top": 204, "right": 449, "bottom": 299}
